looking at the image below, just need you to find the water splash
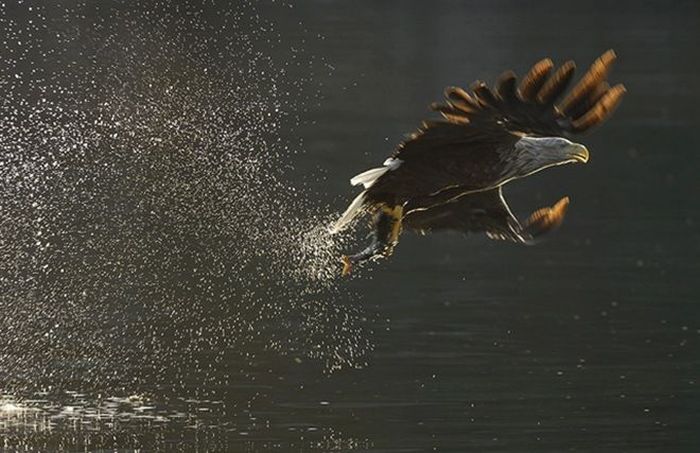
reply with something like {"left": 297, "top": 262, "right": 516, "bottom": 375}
{"left": 0, "top": 0, "right": 372, "bottom": 410}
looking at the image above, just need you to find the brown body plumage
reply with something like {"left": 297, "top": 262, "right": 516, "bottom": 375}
{"left": 331, "top": 50, "right": 626, "bottom": 273}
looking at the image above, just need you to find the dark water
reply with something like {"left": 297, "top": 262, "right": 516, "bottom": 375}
{"left": 1, "top": 0, "right": 699, "bottom": 451}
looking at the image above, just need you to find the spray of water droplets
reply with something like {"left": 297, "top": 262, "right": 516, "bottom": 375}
{"left": 0, "top": 0, "right": 372, "bottom": 402}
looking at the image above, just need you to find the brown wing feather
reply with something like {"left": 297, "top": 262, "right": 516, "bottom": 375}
{"left": 571, "top": 84, "right": 627, "bottom": 132}
{"left": 536, "top": 60, "right": 576, "bottom": 104}
{"left": 396, "top": 49, "right": 625, "bottom": 161}
{"left": 496, "top": 71, "right": 518, "bottom": 102}
{"left": 403, "top": 187, "right": 526, "bottom": 243}
{"left": 518, "top": 58, "right": 554, "bottom": 102}
{"left": 566, "top": 81, "right": 610, "bottom": 120}
{"left": 445, "top": 86, "right": 480, "bottom": 111}
{"left": 404, "top": 190, "right": 572, "bottom": 244}
{"left": 471, "top": 81, "right": 499, "bottom": 108}
{"left": 559, "top": 49, "right": 617, "bottom": 116}
{"left": 370, "top": 51, "right": 625, "bottom": 207}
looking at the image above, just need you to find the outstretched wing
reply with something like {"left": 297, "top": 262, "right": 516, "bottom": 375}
{"left": 403, "top": 188, "right": 572, "bottom": 244}
{"left": 393, "top": 50, "right": 626, "bottom": 162}
{"left": 402, "top": 187, "right": 528, "bottom": 243}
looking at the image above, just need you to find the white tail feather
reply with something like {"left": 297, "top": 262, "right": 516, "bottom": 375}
{"left": 329, "top": 190, "right": 366, "bottom": 234}
{"left": 350, "top": 167, "right": 389, "bottom": 189}
{"left": 331, "top": 158, "right": 401, "bottom": 234}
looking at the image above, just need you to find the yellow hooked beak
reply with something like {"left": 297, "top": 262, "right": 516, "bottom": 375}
{"left": 568, "top": 143, "right": 590, "bottom": 163}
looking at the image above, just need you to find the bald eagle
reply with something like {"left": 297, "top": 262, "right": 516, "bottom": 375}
{"left": 331, "top": 50, "right": 626, "bottom": 275}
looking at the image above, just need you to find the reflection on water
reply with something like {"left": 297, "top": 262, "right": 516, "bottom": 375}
{"left": 1, "top": 392, "right": 214, "bottom": 450}
{"left": 0, "top": 392, "right": 198, "bottom": 430}
{"left": 1, "top": 0, "right": 699, "bottom": 451}
{"left": 0, "top": 390, "right": 374, "bottom": 451}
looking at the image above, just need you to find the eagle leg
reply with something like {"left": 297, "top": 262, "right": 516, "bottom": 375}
{"left": 341, "top": 204, "right": 404, "bottom": 276}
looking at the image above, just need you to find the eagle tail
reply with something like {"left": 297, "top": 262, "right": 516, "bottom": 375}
{"left": 331, "top": 159, "right": 402, "bottom": 234}
{"left": 350, "top": 166, "right": 389, "bottom": 188}
{"left": 329, "top": 190, "right": 367, "bottom": 234}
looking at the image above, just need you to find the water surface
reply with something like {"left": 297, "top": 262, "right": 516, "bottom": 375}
{"left": 1, "top": 0, "right": 699, "bottom": 451}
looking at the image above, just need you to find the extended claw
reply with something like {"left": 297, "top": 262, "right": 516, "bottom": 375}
{"left": 339, "top": 204, "right": 404, "bottom": 276}
{"left": 341, "top": 255, "right": 353, "bottom": 276}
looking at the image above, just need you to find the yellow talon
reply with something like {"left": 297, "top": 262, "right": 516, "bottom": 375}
{"left": 341, "top": 255, "right": 353, "bottom": 276}
{"left": 340, "top": 204, "right": 404, "bottom": 274}
{"left": 380, "top": 204, "right": 404, "bottom": 246}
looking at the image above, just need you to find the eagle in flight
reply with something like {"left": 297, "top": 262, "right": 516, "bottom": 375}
{"left": 330, "top": 50, "right": 626, "bottom": 275}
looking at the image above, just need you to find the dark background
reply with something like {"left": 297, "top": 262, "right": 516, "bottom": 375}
{"left": 1, "top": 0, "right": 699, "bottom": 451}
